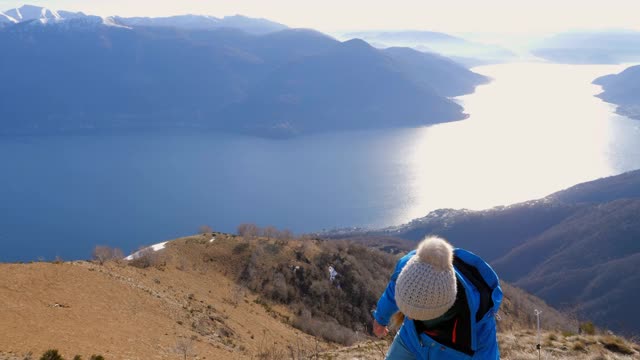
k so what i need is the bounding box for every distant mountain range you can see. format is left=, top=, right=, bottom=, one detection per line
left=113, top=15, right=287, bottom=34
left=532, top=30, right=640, bottom=64
left=0, top=4, right=287, bottom=33
left=0, top=5, right=488, bottom=137
left=594, top=65, right=640, bottom=120
left=329, top=170, right=640, bottom=336
left=338, top=30, right=518, bottom=66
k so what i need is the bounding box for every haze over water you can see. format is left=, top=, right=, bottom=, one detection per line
left=397, top=62, right=640, bottom=223
left=1, top=62, right=639, bottom=261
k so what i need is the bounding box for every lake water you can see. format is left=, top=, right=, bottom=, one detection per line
left=1, top=62, right=639, bottom=261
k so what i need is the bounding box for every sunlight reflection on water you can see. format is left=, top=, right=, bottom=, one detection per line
left=395, top=62, right=640, bottom=224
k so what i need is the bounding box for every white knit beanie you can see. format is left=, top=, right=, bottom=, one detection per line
left=395, top=236, right=457, bottom=321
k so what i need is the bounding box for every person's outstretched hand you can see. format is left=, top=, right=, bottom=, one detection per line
left=373, top=319, right=389, bottom=338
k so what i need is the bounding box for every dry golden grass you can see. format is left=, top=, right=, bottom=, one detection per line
left=318, top=332, right=640, bottom=360
left=498, top=331, right=640, bottom=360
left=0, top=233, right=330, bottom=360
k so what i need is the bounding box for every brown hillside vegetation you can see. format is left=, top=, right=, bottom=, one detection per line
left=0, top=239, right=325, bottom=359
left=331, top=170, right=640, bottom=336
left=1, top=232, right=639, bottom=359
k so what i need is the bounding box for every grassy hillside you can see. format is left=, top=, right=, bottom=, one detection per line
left=2, top=231, right=638, bottom=359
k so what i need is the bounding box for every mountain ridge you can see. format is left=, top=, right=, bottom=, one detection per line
left=0, top=9, right=488, bottom=137
left=339, top=30, right=517, bottom=65
left=1, top=4, right=287, bottom=34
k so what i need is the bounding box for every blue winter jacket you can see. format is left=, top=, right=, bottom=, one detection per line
left=374, top=248, right=502, bottom=359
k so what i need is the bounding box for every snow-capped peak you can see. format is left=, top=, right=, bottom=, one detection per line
left=5, top=5, right=61, bottom=22
left=1, top=5, right=132, bottom=30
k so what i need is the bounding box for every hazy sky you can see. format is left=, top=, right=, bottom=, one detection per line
left=1, top=0, right=639, bottom=34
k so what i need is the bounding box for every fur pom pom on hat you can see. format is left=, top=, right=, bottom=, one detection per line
left=395, top=236, right=457, bottom=321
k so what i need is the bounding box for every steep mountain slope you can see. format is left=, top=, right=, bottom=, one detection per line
left=532, top=30, right=640, bottom=64
left=0, top=11, right=487, bottom=137
left=331, top=170, right=640, bottom=335
left=0, top=24, right=251, bottom=132
left=383, top=47, right=489, bottom=97
left=0, top=258, right=322, bottom=359
left=226, top=39, right=467, bottom=135
left=493, top=199, right=640, bottom=333
left=594, top=65, right=640, bottom=120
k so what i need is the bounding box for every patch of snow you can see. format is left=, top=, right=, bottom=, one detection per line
left=150, top=241, right=169, bottom=251
left=102, top=16, right=131, bottom=29
left=328, top=265, right=338, bottom=282
left=124, top=241, right=170, bottom=260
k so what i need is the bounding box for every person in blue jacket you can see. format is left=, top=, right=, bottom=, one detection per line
left=373, top=236, right=502, bottom=359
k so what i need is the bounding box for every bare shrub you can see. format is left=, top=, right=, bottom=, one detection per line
left=92, top=246, right=124, bottom=265
left=232, top=241, right=251, bottom=254
left=262, top=226, right=278, bottom=240
left=230, top=284, right=245, bottom=306
left=39, top=350, right=64, bottom=360
left=128, top=248, right=161, bottom=269
left=237, top=223, right=260, bottom=239
left=198, top=225, right=213, bottom=234
left=174, top=338, right=195, bottom=360
left=256, top=345, right=287, bottom=360
left=572, top=340, right=586, bottom=352
left=580, top=321, right=596, bottom=335
left=600, top=335, right=635, bottom=355
left=277, top=229, right=293, bottom=241
left=271, top=273, right=288, bottom=302
left=292, top=311, right=357, bottom=345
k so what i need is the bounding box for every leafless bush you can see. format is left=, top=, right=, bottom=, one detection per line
left=292, top=311, right=357, bottom=345
left=237, top=223, right=260, bottom=239
left=174, top=338, right=195, bottom=360
left=92, top=246, right=124, bottom=265
left=230, top=284, right=245, bottom=306
left=262, top=226, right=278, bottom=240
left=232, top=241, right=251, bottom=254
left=128, top=247, right=161, bottom=269
left=277, top=229, right=294, bottom=241
left=199, top=225, right=213, bottom=234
